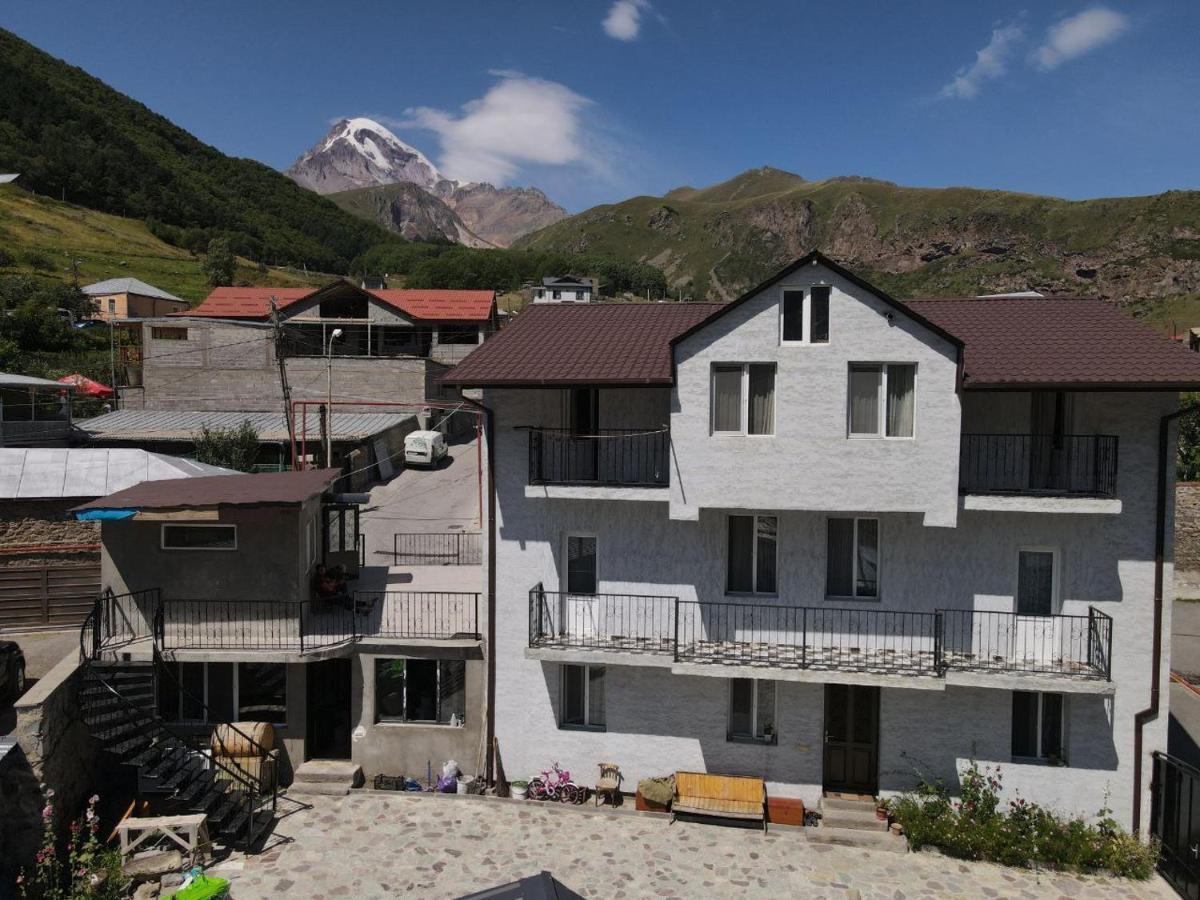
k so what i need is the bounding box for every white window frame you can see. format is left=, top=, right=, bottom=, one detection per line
left=826, top=516, right=881, bottom=600
left=727, top=678, right=777, bottom=744
left=846, top=363, right=917, bottom=440
left=725, top=513, right=778, bottom=596
left=233, top=662, right=288, bottom=726
left=374, top=658, right=466, bottom=726
left=559, top=663, right=605, bottom=730
left=1015, top=546, right=1060, bottom=617
left=1011, top=691, right=1067, bottom=762
left=710, top=363, right=776, bottom=437
left=779, top=284, right=831, bottom=346
left=160, top=523, right=238, bottom=551
left=563, top=532, right=598, bottom=595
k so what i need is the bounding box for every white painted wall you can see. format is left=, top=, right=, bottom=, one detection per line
left=670, top=262, right=962, bottom=526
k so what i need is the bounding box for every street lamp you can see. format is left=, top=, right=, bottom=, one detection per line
left=325, top=328, right=343, bottom=466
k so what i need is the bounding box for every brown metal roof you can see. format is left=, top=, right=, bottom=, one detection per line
left=72, top=468, right=340, bottom=512
left=442, top=302, right=725, bottom=386
left=907, top=297, right=1200, bottom=390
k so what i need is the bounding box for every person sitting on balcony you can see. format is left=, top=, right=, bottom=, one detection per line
left=313, top=563, right=374, bottom=615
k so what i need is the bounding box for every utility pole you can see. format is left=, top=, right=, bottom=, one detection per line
left=318, top=404, right=329, bottom=469
left=270, top=298, right=296, bottom=469
left=324, top=328, right=343, bottom=467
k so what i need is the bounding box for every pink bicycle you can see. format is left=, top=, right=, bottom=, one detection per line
left=527, top=762, right=585, bottom=804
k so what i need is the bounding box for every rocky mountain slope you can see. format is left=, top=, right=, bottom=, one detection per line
left=514, top=166, right=1200, bottom=304
left=287, top=117, right=566, bottom=247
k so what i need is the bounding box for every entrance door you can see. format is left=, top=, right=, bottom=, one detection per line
left=306, top=658, right=352, bottom=759
left=1030, top=391, right=1074, bottom=491
left=823, top=684, right=880, bottom=795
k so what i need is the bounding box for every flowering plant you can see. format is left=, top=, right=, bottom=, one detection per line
left=18, top=792, right=127, bottom=900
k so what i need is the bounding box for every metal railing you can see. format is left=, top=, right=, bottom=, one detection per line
left=527, top=428, right=670, bottom=488
left=156, top=592, right=481, bottom=652
left=392, top=532, right=482, bottom=566
left=526, top=587, right=1111, bottom=680
left=959, top=434, right=1118, bottom=497
left=91, top=588, right=159, bottom=656
left=939, top=606, right=1112, bottom=680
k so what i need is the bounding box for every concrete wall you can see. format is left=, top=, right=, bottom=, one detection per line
left=138, top=318, right=433, bottom=413
left=3, top=655, right=100, bottom=880
left=670, top=263, right=962, bottom=526
left=487, top=383, right=1175, bottom=830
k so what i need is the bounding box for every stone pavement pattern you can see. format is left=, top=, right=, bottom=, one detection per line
left=229, top=792, right=1173, bottom=899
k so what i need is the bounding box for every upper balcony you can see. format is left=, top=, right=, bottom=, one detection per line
left=526, top=586, right=1113, bottom=692
left=525, top=427, right=670, bottom=499
left=958, top=433, right=1120, bottom=514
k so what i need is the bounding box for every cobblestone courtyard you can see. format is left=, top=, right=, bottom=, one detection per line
left=225, top=792, right=1173, bottom=899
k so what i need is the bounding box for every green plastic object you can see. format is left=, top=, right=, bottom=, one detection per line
left=164, top=874, right=230, bottom=900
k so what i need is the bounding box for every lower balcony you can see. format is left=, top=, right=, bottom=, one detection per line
left=526, top=586, right=1113, bottom=689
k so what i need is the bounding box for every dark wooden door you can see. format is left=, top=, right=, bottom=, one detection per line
left=823, top=684, right=880, bottom=795
left=306, top=658, right=352, bottom=759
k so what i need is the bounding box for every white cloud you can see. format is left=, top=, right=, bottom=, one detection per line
left=940, top=22, right=1026, bottom=100
left=603, top=0, right=649, bottom=41
left=403, top=72, right=595, bottom=185
left=1032, top=7, right=1130, bottom=71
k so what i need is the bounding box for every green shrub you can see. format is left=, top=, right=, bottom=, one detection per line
left=887, top=763, right=1158, bottom=879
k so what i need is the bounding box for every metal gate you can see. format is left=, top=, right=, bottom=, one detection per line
left=0, top=562, right=102, bottom=628
left=1152, top=751, right=1200, bottom=898
left=392, top=532, right=481, bottom=566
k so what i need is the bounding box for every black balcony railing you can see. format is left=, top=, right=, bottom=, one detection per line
left=156, top=592, right=480, bottom=652
left=392, top=532, right=482, bottom=566
left=527, top=428, right=669, bottom=488
left=959, top=433, right=1118, bottom=497
left=527, top=587, right=1112, bottom=681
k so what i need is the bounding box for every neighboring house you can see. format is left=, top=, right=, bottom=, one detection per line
left=446, top=249, right=1200, bottom=834
left=114, top=281, right=496, bottom=422
left=0, top=448, right=231, bottom=628
left=74, top=468, right=486, bottom=786
left=81, top=278, right=189, bottom=321
left=75, top=408, right=417, bottom=484
left=533, top=276, right=594, bottom=304
left=0, top=373, right=73, bottom=447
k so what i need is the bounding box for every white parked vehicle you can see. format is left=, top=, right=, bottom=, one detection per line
left=404, top=430, right=448, bottom=468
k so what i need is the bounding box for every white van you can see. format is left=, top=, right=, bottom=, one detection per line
left=404, top=430, right=448, bottom=468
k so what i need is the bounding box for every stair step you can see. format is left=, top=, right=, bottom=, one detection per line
left=148, top=751, right=189, bottom=779
left=105, top=734, right=152, bottom=758
left=807, top=825, right=906, bottom=854
left=210, top=791, right=246, bottom=826
left=288, top=781, right=351, bottom=796
left=820, top=808, right=888, bottom=831
left=821, top=796, right=879, bottom=813
left=95, top=719, right=155, bottom=744
left=292, top=760, right=362, bottom=785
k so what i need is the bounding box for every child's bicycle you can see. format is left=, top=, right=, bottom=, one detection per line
left=527, top=761, right=585, bottom=804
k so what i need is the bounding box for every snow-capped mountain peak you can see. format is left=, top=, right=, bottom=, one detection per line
left=286, top=116, right=458, bottom=195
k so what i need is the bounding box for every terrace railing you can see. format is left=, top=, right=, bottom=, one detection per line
left=527, top=587, right=1111, bottom=681
left=392, top=532, right=482, bottom=566
left=527, top=428, right=670, bottom=488
left=959, top=434, right=1118, bottom=497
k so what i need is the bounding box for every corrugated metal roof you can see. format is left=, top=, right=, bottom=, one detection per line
left=77, top=409, right=414, bottom=443
left=74, top=468, right=341, bottom=512
left=0, top=449, right=235, bottom=499
left=0, top=371, right=74, bottom=390
left=81, top=278, right=185, bottom=303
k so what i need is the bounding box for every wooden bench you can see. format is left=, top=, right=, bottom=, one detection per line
left=116, top=813, right=210, bottom=864
left=672, top=771, right=767, bottom=831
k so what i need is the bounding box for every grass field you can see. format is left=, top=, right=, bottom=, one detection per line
left=0, top=185, right=332, bottom=302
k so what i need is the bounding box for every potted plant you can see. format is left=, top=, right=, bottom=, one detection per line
left=510, top=780, right=529, bottom=800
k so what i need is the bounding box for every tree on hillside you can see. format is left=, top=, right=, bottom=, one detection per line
left=193, top=420, right=260, bottom=472
left=202, top=237, right=235, bottom=287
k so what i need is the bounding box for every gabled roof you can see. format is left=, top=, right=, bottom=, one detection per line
left=669, top=250, right=963, bottom=351
left=443, top=302, right=724, bottom=386
left=81, top=278, right=185, bottom=303
left=72, top=468, right=341, bottom=513
left=542, top=276, right=591, bottom=288
left=185, top=282, right=495, bottom=322
left=0, top=449, right=234, bottom=499
left=907, top=297, right=1200, bottom=390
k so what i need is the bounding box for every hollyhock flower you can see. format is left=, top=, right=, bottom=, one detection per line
left=41, top=805, right=53, bottom=820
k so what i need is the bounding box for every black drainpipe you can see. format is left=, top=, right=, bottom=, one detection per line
left=1133, top=401, right=1200, bottom=832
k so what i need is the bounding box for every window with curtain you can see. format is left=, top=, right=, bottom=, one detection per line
left=727, top=514, right=777, bottom=594
left=811, top=286, right=830, bottom=343
left=561, top=664, right=605, bottom=729
left=711, top=363, right=775, bottom=435
left=1017, top=549, right=1055, bottom=615
left=826, top=517, right=880, bottom=599
left=848, top=364, right=915, bottom=437
left=728, top=678, right=777, bottom=743
left=566, top=535, right=597, bottom=594
left=782, top=291, right=805, bottom=342
left=1011, top=691, right=1065, bottom=761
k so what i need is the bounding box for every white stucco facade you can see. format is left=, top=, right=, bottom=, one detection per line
left=484, top=261, right=1176, bottom=834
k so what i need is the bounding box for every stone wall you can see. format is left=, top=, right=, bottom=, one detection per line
left=1, top=655, right=99, bottom=880
left=0, top=500, right=100, bottom=570
left=1177, top=483, right=1200, bottom=573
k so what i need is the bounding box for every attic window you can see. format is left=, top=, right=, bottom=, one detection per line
left=780, top=286, right=830, bottom=345
left=151, top=326, right=188, bottom=341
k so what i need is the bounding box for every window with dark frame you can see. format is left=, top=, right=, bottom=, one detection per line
left=375, top=658, right=467, bottom=725
left=237, top=662, right=287, bottom=724
left=151, top=326, right=188, bottom=341
left=1017, top=549, right=1056, bottom=616
left=848, top=363, right=915, bottom=438
left=728, top=678, right=776, bottom=743
left=810, top=285, right=830, bottom=343
left=560, top=664, right=605, bottom=729
left=782, top=290, right=805, bottom=342
left=1011, top=691, right=1065, bottom=762
left=727, top=514, right=778, bottom=594
left=826, top=517, right=879, bottom=599
left=161, top=524, right=237, bottom=550
left=711, top=363, right=775, bottom=435
left=566, top=535, right=597, bottom=594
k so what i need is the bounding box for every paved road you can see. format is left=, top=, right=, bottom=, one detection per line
left=358, top=436, right=482, bottom=566
left=0, top=627, right=77, bottom=734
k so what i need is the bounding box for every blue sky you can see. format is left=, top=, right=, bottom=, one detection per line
left=4, top=1, right=1199, bottom=212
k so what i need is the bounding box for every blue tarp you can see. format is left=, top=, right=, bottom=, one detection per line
left=74, top=508, right=137, bottom=521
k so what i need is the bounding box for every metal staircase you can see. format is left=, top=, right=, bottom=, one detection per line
left=78, top=591, right=278, bottom=850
